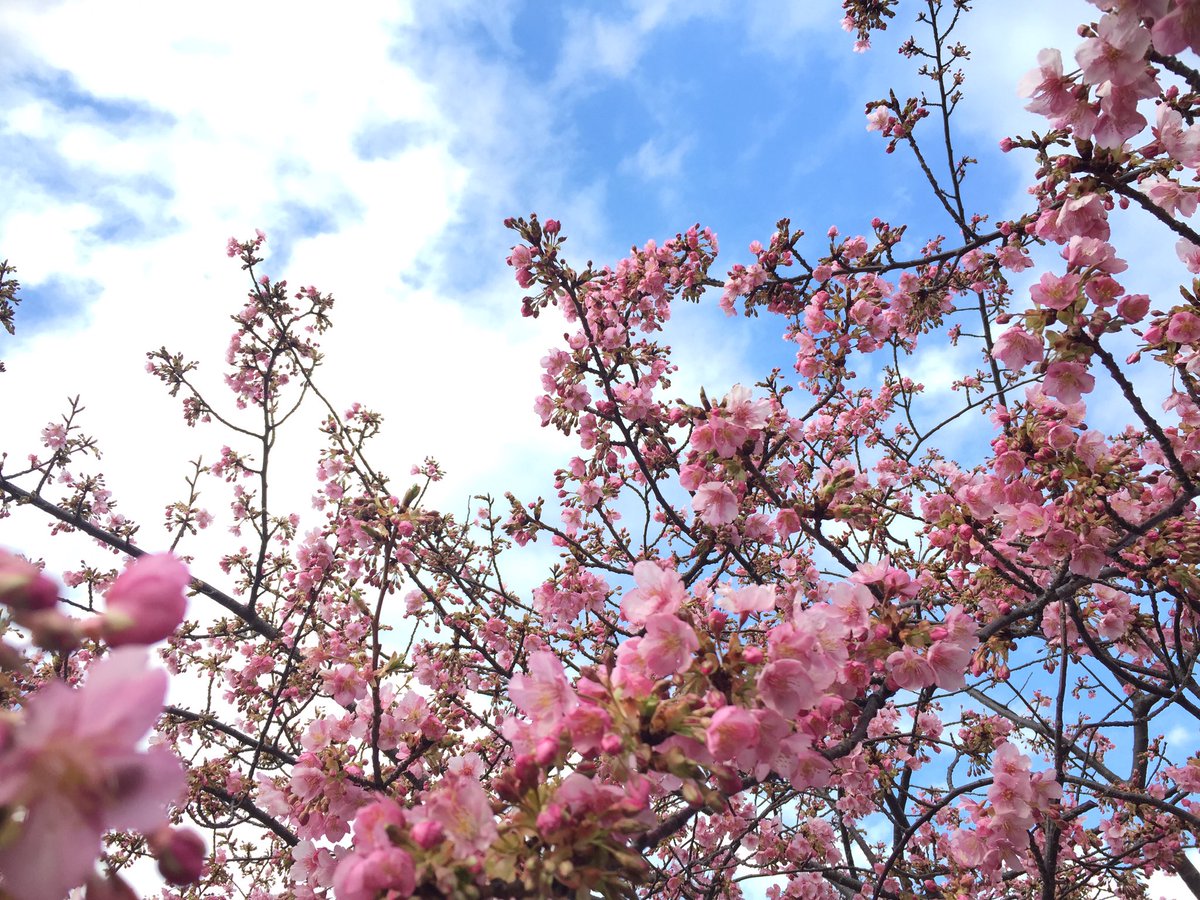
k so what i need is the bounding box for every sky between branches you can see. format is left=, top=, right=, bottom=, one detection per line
left=0, top=2, right=1196, bottom=895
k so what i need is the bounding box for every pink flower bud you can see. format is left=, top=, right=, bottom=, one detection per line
left=742, top=645, right=764, bottom=665
left=535, top=736, right=559, bottom=767
left=151, top=826, right=207, bottom=886
left=543, top=219, right=561, bottom=235
left=411, top=818, right=445, bottom=849
left=0, top=549, right=59, bottom=612
left=601, top=733, right=623, bottom=754
left=101, top=554, right=190, bottom=647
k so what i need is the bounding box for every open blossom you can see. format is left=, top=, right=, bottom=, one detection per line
left=1019, top=49, right=1077, bottom=119
left=640, top=613, right=700, bottom=677
left=706, top=705, right=759, bottom=764
left=1076, top=11, right=1150, bottom=88
left=0, top=648, right=185, bottom=900
left=992, top=326, right=1043, bottom=370
left=621, top=560, right=687, bottom=624
left=693, top=481, right=738, bottom=526
left=509, top=650, right=578, bottom=735
left=716, top=583, right=777, bottom=614
left=1177, top=238, right=1200, bottom=273
left=425, top=773, right=498, bottom=857
left=1043, top=360, right=1096, bottom=405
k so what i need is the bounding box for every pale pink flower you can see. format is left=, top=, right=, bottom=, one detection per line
left=1030, top=272, right=1081, bottom=310
left=992, top=327, right=1043, bottom=371
left=426, top=775, right=498, bottom=856
left=757, top=658, right=820, bottom=718
left=1144, top=175, right=1198, bottom=218
left=1152, top=1, right=1200, bottom=54
left=0, top=648, right=185, bottom=900
left=1156, top=105, right=1200, bottom=167
left=1178, top=239, right=1200, bottom=273
left=1043, top=361, right=1096, bottom=405
left=705, top=705, right=760, bottom=763
left=332, top=848, right=416, bottom=900
left=1167, top=310, right=1200, bottom=344
left=1076, top=12, right=1150, bottom=88
left=716, top=583, right=776, bottom=614
left=101, top=553, right=190, bottom=647
left=640, top=613, right=700, bottom=677
left=693, top=481, right=738, bottom=526
left=621, top=560, right=687, bottom=624
left=509, top=650, right=578, bottom=734
left=1019, top=49, right=1076, bottom=119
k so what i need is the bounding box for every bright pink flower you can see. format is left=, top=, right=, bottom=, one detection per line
left=332, top=847, right=416, bottom=900
left=1075, top=12, right=1150, bottom=88
left=509, top=650, right=578, bottom=735
left=693, top=481, right=738, bottom=526
left=0, top=648, right=185, bottom=900
left=992, top=327, right=1043, bottom=371
left=1043, top=361, right=1095, bottom=405
left=887, top=646, right=935, bottom=690
left=101, top=553, right=190, bottom=646
left=716, top=583, right=776, bottom=614
left=621, top=560, right=687, bottom=624
left=757, top=658, right=820, bottom=718
left=706, top=705, right=760, bottom=763
left=426, top=774, right=498, bottom=856
left=640, top=613, right=700, bottom=677
left=1167, top=310, right=1200, bottom=344
left=0, top=549, right=59, bottom=612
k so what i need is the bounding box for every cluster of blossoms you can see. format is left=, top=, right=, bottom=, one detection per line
left=2, top=1, right=1200, bottom=898
left=0, top=550, right=202, bottom=898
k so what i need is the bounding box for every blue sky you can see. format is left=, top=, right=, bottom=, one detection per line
left=0, top=1, right=1195, bottom=894
left=0, top=0, right=1087, bottom=501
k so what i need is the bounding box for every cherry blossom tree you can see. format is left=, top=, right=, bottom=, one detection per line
left=4, top=0, right=1200, bottom=898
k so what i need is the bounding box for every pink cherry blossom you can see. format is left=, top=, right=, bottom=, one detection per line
left=0, top=648, right=185, bottom=900
left=509, top=650, right=578, bottom=735
left=693, top=480, right=738, bottom=526
left=1043, top=360, right=1096, bottom=405
left=640, top=613, right=700, bottom=677
left=101, top=553, right=190, bottom=647
left=621, top=560, right=687, bottom=624
left=992, top=326, right=1044, bottom=370
left=715, top=583, right=776, bottom=614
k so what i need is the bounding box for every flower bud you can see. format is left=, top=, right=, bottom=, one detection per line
left=150, top=826, right=206, bottom=886
left=101, top=554, right=190, bottom=647
left=0, top=549, right=59, bottom=612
